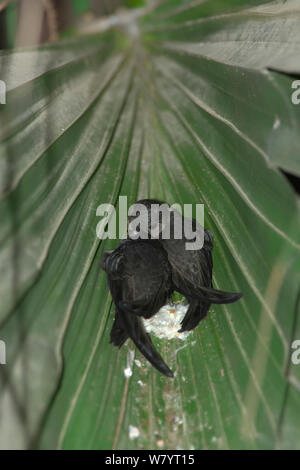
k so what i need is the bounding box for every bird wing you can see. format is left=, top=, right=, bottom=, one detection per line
left=100, top=249, right=125, bottom=280
left=165, top=235, right=213, bottom=293
left=110, top=312, right=128, bottom=348
left=166, top=234, right=242, bottom=304
left=103, top=240, right=174, bottom=377
left=116, top=308, right=173, bottom=377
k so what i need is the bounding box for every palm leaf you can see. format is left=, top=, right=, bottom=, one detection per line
left=0, top=0, right=299, bottom=450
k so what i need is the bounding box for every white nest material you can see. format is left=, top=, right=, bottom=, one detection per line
left=142, top=303, right=192, bottom=340
left=129, top=425, right=140, bottom=440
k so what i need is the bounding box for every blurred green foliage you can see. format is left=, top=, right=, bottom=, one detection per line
left=2, top=0, right=146, bottom=49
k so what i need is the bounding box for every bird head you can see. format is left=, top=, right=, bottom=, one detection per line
left=127, top=199, right=171, bottom=240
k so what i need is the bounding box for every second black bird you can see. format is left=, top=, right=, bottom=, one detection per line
left=128, top=199, right=243, bottom=332
left=101, top=238, right=174, bottom=377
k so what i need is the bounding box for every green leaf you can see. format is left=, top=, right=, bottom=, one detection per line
left=0, top=0, right=300, bottom=450
left=142, top=0, right=300, bottom=73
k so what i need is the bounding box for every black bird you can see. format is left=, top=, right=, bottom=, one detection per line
left=101, top=238, right=174, bottom=377
left=128, top=199, right=243, bottom=332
